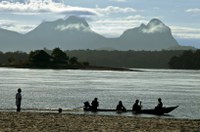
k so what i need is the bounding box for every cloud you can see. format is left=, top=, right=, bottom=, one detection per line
left=141, top=24, right=168, bottom=34
left=89, top=16, right=200, bottom=39
left=0, top=0, right=140, bottom=35
left=0, top=21, right=15, bottom=28
left=171, top=26, right=200, bottom=39
left=55, top=23, right=91, bottom=32
left=110, top=0, right=127, bottom=2
left=152, top=7, right=160, bottom=10
left=0, top=19, right=36, bottom=33
left=0, top=0, right=98, bottom=16
left=186, top=8, right=200, bottom=13
left=96, top=6, right=137, bottom=15
left=0, top=0, right=137, bottom=16
left=89, top=15, right=148, bottom=37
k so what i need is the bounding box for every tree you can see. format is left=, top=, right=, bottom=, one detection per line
left=168, top=56, right=179, bottom=69
left=8, top=57, right=15, bottom=64
left=29, top=50, right=52, bottom=63
left=169, top=50, right=200, bottom=69
left=51, top=48, right=69, bottom=63
left=83, top=61, right=90, bottom=66
left=69, top=56, right=78, bottom=65
left=193, top=50, right=200, bottom=69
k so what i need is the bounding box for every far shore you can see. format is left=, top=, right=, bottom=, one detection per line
left=0, top=111, right=199, bottom=131
left=0, top=64, right=142, bottom=72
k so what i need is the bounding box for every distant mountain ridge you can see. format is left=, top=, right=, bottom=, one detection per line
left=0, top=16, right=188, bottom=52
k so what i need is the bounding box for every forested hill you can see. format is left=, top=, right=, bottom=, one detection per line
left=66, top=50, right=185, bottom=69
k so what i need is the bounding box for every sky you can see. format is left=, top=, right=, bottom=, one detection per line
left=0, top=0, right=199, bottom=48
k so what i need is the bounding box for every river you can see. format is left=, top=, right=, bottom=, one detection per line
left=0, top=68, right=199, bottom=119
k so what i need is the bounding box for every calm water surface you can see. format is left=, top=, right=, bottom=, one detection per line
left=0, top=68, right=199, bottom=119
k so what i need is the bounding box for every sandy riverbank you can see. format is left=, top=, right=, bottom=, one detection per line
left=0, top=112, right=199, bottom=132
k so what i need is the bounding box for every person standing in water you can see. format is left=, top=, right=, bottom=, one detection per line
left=16, top=88, right=22, bottom=112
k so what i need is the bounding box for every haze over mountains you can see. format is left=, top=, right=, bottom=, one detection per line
left=0, top=16, right=191, bottom=52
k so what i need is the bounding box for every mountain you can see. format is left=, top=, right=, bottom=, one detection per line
left=23, top=16, right=107, bottom=50
left=167, top=45, right=196, bottom=50
left=0, top=16, right=181, bottom=51
left=118, top=19, right=178, bottom=50
left=0, top=28, right=23, bottom=51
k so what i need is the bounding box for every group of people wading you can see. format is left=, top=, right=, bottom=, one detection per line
left=84, top=97, right=163, bottom=113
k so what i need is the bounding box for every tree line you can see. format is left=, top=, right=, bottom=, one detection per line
left=0, top=48, right=89, bottom=69
left=169, top=50, right=200, bottom=69
left=0, top=49, right=198, bottom=69
left=66, top=50, right=185, bottom=69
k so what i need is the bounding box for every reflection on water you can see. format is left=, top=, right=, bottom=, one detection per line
left=0, top=68, right=199, bottom=119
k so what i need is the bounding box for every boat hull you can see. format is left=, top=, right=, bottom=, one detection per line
left=84, top=106, right=178, bottom=115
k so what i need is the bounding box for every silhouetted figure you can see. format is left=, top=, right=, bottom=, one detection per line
left=84, top=101, right=91, bottom=110
left=58, top=108, right=62, bottom=113
left=132, top=99, right=142, bottom=113
left=155, top=98, right=163, bottom=114
left=91, top=98, right=99, bottom=111
left=16, top=88, right=22, bottom=112
left=156, top=98, right=163, bottom=109
left=116, top=101, right=126, bottom=112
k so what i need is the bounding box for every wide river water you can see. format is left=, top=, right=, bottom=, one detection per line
left=0, top=68, right=199, bottom=119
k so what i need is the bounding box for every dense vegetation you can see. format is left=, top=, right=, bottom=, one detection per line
left=66, top=50, right=185, bottom=68
left=0, top=49, right=198, bottom=69
left=0, top=51, right=28, bottom=66
left=169, top=50, right=200, bottom=69
left=0, top=48, right=88, bottom=69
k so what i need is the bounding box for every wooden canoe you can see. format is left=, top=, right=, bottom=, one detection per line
left=84, top=105, right=179, bottom=115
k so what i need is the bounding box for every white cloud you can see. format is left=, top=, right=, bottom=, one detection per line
left=110, top=0, right=127, bottom=2
left=55, top=23, right=91, bottom=32
left=141, top=24, right=168, bottom=34
left=171, top=26, right=200, bottom=39
left=0, top=0, right=98, bottom=16
left=0, top=0, right=137, bottom=16
left=0, top=0, right=140, bottom=35
left=186, top=8, right=200, bottom=13
left=153, top=7, right=160, bottom=10
left=89, top=16, right=200, bottom=39
left=89, top=15, right=148, bottom=37
left=95, top=6, right=137, bottom=15
left=0, top=19, right=36, bottom=33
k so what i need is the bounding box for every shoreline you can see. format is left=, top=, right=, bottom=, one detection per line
left=0, top=65, right=142, bottom=72
left=0, top=111, right=199, bottom=131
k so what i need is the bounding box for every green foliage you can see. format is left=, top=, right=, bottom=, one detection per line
left=29, top=50, right=52, bottom=63
left=51, top=48, right=69, bottom=63
left=169, top=50, right=200, bottom=69
left=66, top=50, right=185, bottom=68
left=0, top=49, right=195, bottom=69
left=83, top=61, right=90, bottom=66
left=69, top=56, right=78, bottom=65
left=0, top=51, right=28, bottom=66
left=27, top=48, right=86, bottom=68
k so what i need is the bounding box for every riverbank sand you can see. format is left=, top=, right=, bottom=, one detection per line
left=0, top=112, right=199, bottom=132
